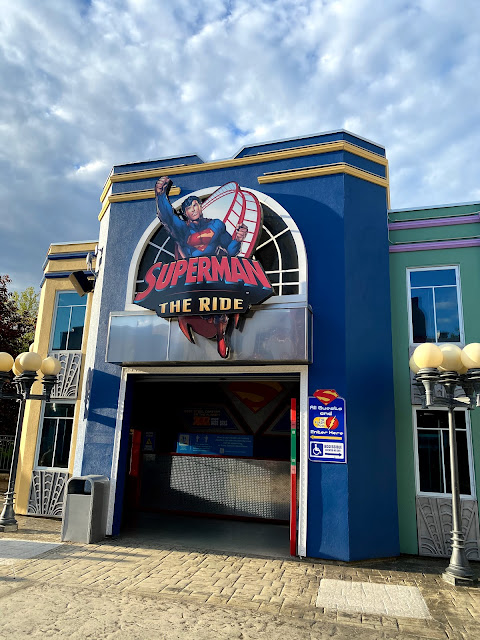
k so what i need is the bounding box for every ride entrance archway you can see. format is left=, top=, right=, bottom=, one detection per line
left=120, top=373, right=300, bottom=556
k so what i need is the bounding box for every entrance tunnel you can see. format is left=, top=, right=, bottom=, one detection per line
left=120, top=375, right=300, bottom=556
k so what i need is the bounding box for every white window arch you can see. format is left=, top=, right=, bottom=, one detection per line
left=125, top=187, right=307, bottom=310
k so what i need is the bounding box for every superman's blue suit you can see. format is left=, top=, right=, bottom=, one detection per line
left=155, top=191, right=241, bottom=258
left=154, top=177, right=242, bottom=359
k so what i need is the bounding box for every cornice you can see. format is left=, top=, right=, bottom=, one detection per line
left=99, top=140, right=387, bottom=203
left=389, top=213, right=480, bottom=231
left=99, top=161, right=390, bottom=222
left=258, top=162, right=389, bottom=189
left=99, top=186, right=181, bottom=221
left=389, top=238, right=480, bottom=253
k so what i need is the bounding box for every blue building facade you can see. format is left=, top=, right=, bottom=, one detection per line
left=72, top=130, right=399, bottom=561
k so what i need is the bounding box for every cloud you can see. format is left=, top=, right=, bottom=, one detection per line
left=69, top=159, right=109, bottom=181
left=0, top=0, right=479, bottom=290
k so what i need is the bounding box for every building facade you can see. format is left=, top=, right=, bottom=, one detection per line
left=389, top=201, right=480, bottom=559
left=12, top=130, right=478, bottom=562
left=15, top=241, right=96, bottom=517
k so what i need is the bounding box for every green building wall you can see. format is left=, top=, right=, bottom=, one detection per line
left=389, top=202, right=480, bottom=554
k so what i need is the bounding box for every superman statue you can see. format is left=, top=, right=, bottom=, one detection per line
left=154, top=176, right=247, bottom=258
left=154, top=176, right=248, bottom=358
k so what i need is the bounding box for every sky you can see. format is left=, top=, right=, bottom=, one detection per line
left=1, top=0, right=479, bottom=292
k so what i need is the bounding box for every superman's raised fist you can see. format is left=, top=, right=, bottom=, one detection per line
left=155, top=176, right=172, bottom=196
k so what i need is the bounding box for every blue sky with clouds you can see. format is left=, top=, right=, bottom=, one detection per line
left=1, top=0, right=479, bottom=291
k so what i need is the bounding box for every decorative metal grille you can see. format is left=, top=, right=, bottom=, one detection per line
left=49, top=351, right=82, bottom=398
left=135, top=201, right=300, bottom=299
left=0, top=435, right=14, bottom=472
left=27, top=469, right=69, bottom=518
left=416, top=496, right=480, bottom=559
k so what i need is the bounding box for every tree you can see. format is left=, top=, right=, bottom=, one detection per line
left=0, top=276, right=40, bottom=434
left=12, top=286, right=39, bottom=353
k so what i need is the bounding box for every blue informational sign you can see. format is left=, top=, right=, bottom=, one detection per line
left=308, top=391, right=347, bottom=463
left=176, top=433, right=253, bottom=457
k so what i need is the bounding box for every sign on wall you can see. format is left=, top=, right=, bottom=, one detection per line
left=134, top=178, right=273, bottom=358
left=142, top=431, right=156, bottom=452
left=308, top=389, right=347, bottom=463
left=181, top=406, right=242, bottom=433
left=176, top=433, right=253, bottom=457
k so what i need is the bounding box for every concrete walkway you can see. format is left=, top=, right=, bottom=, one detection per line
left=0, top=516, right=479, bottom=639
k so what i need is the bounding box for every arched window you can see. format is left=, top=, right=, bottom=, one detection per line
left=126, top=188, right=307, bottom=308
left=254, top=202, right=301, bottom=297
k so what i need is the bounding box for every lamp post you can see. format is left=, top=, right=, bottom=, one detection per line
left=410, top=342, right=480, bottom=586
left=0, top=350, right=61, bottom=532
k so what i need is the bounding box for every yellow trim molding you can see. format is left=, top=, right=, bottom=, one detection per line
left=49, top=242, right=97, bottom=255
left=385, top=160, right=391, bottom=209
left=258, top=162, right=389, bottom=191
left=99, top=141, right=387, bottom=203
left=99, top=186, right=181, bottom=221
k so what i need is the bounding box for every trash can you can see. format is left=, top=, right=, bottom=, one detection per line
left=61, top=475, right=110, bottom=543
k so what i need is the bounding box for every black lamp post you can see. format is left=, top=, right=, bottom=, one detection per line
left=411, top=342, right=480, bottom=586
left=0, top=350, right=61, bottom=532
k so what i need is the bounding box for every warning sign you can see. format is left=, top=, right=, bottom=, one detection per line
left=142, top=431, right=156, bottom=452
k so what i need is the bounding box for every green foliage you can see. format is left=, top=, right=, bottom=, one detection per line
left=12, top=286, right=39, bottom=316
left=0, top=275, right=25, bottom=354
left=11, top=286, right=39, bottom=353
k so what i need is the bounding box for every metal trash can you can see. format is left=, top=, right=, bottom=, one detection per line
left=61, top=475, right=109, bottom=543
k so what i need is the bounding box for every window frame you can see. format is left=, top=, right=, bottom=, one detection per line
left=49, top=290, right=87, bottom=352
left=412, top=406, right=476, bottom=499
left=406, top=265, right=464, bottom=346
left=34, top=400, right=76, bottom=471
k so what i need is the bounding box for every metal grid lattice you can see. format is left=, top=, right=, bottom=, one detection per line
left=141, top=455, right=290, bottom=521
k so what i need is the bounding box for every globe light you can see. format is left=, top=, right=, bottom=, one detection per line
left=461, top=343, right=480, bottom=370
left=438, top=344, right=464, bottom=373
left=412, top=343, right=443, bottom=369
left=14, top=354, right=26, bottom=374
left=41, top=357, right=62, bottom=376
left=409, top=355, right=420, bottom=373
left=18, top=351, right=42, bottom=372
left=28, top=343, right=35, bottom=352
left=0, top=352, right=14, bottom=373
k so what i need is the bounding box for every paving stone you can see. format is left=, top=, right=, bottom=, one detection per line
left=3, top=515, right=480, bottom=638
left=396, top=623, right=448, bottom=639
left=337, top=610, right=363, bottom=624
left=316, top=578, right=431, bottom=619
left=0, top=538, right=62, bottom=562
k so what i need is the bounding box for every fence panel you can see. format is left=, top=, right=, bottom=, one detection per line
left=0, top=435, right=15, bottom=472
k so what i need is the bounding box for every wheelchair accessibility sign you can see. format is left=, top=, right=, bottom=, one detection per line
left=308, top=390, right=347, bottom=463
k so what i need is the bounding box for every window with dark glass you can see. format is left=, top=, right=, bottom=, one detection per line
left=409, top=268, right=461, bottom=343
left=416, top=410, right=472, bottom=495
left=37, top=403, right=74, bottom=468
left=51, top=292, right=87, bottom=350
